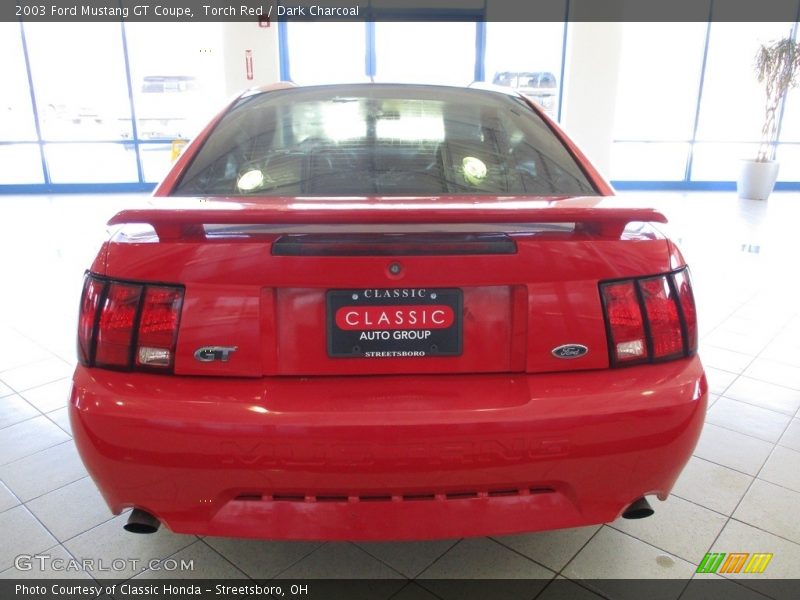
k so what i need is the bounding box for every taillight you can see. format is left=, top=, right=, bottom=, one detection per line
left=600, top=281, right=647, bottom=364
left=639, top=276, right=683, bottom=360
left=77, top=275, right=103, bottom=366
left=95, top=282, right=142, bottom=368
left=600, top=267, right=697, bottom=367
left=136, top=287, right=183, bottom=369
left=672, top=268, right=698, bottom=353
left=77, top=274, right=183, bottom=372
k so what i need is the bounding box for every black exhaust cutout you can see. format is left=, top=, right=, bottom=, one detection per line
left=124, top=508, right=161, bottom=534
left=622, top=497, right=654, bottom=519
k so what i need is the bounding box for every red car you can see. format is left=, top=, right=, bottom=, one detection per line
left=70, top=82, right=706, bottom=541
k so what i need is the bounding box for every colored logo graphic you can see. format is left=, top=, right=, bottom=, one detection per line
left=696, top=552, right=773, bottom=574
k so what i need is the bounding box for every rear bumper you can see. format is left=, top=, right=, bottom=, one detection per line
left=70, top=357, right=706, bottom=541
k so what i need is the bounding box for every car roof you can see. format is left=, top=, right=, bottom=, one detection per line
left=247, top=80, right=527, bottom=102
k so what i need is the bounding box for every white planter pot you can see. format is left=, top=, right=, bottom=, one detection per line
left=737, top=159, right=779, bottom=200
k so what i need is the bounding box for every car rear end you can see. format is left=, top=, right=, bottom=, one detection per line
left=69, top=84, right=706, bottom=541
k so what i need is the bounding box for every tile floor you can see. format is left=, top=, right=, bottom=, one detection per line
left=0, top=192, right=799, bottom=598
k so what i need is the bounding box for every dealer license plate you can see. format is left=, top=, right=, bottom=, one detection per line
left=327, top=288, right=463, bottom=358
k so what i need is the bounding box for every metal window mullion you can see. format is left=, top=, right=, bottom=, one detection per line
left=772, top=12, right=800, bottom=160
left=278, top=20, right=291, bottom=81
left=557, top=1, right=570, bottom=123
left=18, top=21, right=50, bottom=187
left=685, top=6, right=714, bottom=184
left=119, top=20, right=145, bottom=185
left=474, top=21, right=486, bottom=82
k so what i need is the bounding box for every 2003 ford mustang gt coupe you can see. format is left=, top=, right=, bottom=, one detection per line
left=70, top=83, right=706, bottom=540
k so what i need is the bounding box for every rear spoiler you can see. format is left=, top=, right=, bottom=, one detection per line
left=108, top=197, right=667, bottom=241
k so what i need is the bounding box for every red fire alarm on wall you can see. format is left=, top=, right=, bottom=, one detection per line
left=259, top=15, right=270, bottom=27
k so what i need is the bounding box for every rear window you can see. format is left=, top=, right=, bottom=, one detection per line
left=173, top=84, right=597, bottom=197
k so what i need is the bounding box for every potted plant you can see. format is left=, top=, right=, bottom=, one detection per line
left=738, top=35, right=800, bottom=200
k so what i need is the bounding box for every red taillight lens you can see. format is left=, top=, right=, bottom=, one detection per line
left=135, top=286, right=183, bottom=369
left=601, top=267, right=698, bottom=367
left=672, top=268, right=698, bottom=354
left=77, top=274, right=183, bottom=371
left=600, top=280, right=648, bottom=364
left=95, top=282, right=143, bottom=367
left=77, top=275, right=104, bottom=366
left=639, top=276, right=684, bottom=359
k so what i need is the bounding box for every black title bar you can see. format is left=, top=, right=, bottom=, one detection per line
left=4, top=0, right=800, bottom=23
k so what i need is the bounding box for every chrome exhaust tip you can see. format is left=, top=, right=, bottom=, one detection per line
left=124, top=508, right=161, bottom=534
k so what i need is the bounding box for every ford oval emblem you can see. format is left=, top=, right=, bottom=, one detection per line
left=552, top=344, right=589, bottom=359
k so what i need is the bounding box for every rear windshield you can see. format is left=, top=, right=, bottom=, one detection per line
left=172, top=85, right=597, bottom=197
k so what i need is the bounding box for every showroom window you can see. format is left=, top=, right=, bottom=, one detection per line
left=611, top=20, right=800, bottom=186
left=1, top=21, right=224, bottom=191
left=692, top=22, right=792, bottom=181
left=0, top=23, right=44, bottom=184
left=374, top=22, right=478, bottom=85
left=610, top=22, right=707, bottom=181
left=283, top=20, right=566, bottom=120
left=6, top=17, right=800, bottom=192
left=484, top=21, right=567, bottom=120
left=25, top=22, right=139, bottom=184
left=125, top=22, right=225, bottom=182
left=286, top=22, right=369, bottom=85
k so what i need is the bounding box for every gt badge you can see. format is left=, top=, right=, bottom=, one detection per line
left=552, top=344, right=588, bottom=359
left=194, top=346, right=238, bottom=362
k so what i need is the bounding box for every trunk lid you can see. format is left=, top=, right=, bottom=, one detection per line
left=101, top=196, right=671, bottom=377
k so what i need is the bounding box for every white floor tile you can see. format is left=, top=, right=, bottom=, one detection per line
left=133, top=540, right=246, bottom=579
left=610, top=495, right=727, bottom=562
left=26, top=477, right=114, bottom=542
left=0, top=394, right=39, bottom=430
left=0, top=441, right=87, bottom=502
left=20, top=378, right=73, bottom=414
left=202, top=537, right=321, bottom=579
left=757, top=445, right=800, bottom=493
left=63, top=513, right=195, bottom=579
left=670, top=457, right=752, bottom=515
left=705, top=397, right=792, bottom=443
left=701, top=331, right=768, bottom=357
left=0, top=544, right=92, bottom=579
left=733, top=479, right=800, bottom=545
left=493, top=526, right=600, bottom=572
left=0, top=358, right=73, bottom=393
left=743, top=358, right=800, bottom=392
left=419, top=537, right=554, bottom=579
left=0, top=334, right=52, bottom=373
left=562, top=527, right=695, bottom=588
left=418, top=539, right=554, bottom=599
left=693, top=424, right=773, bottom=476
left=276, top=543, right=405, bottom=579
left=713, top=520, right=800, bottom=588
left=355, top=539, right=458, bottom=578
left=0, top=381, right=14, bottom=398
left=699, top=347, right=753, bottom=374
left=0, top=481, right=20, bottom=513
left=46, top=407, right=72, bottom=436
left=0, top=505, right=57, bottom=571
left=704, top=367, right=739, bottom=396
left=723, top=377, right=800, bottom=416
left=760, top=338, right=800, bottom=368
left=0, top=416, right=70, bottom=466
left=778, top=418, right=800, bottom=451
